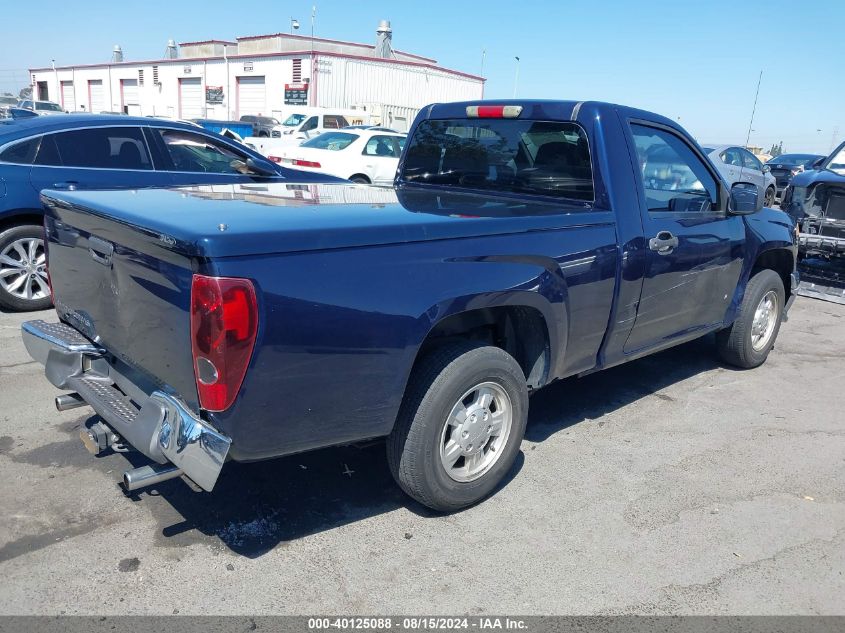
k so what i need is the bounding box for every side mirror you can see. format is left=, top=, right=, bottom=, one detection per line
left=812, top=157, right=825, bottom=169
left=245, top=156, right=278, bottom=177
left=729, top=182, right=762, bottom=214
left=762, top=164, right=771, bottom=173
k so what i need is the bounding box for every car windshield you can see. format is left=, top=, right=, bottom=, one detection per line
left=301, top=132, right=359, bottom=151
left=282, top=113, right=307, bottom=127
left=824, top=144, right=845, bottom=176
left=36, top=102, right=63, bottom=112
left=768, top=154, right=819, bottom=167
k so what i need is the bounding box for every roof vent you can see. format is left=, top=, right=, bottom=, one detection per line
left=375, top=20, right=394, bottom=59
left=164, top=39, right=178, bottom=59
left=112, top=45, right=123, bottom=62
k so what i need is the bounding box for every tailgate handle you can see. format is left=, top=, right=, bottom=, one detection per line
left=88, top=236, right=114, bottom=266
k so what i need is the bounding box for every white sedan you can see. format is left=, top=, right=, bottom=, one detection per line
left=266, top=129, right=406, bottom=185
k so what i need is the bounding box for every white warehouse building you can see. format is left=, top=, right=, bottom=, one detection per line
left=28, top=22, right=484, bottom=131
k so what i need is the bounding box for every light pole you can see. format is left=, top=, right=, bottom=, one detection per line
left=513, top=56, right=520, bottom=99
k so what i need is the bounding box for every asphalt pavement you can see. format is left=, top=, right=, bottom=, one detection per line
left=0, top=298, right=842, bottom=615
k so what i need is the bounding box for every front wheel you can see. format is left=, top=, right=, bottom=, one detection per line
left=387, top=342, right=528, bottom=512
left=764, top=186, right=776, bottom=207
left=0, top=224, right=52, bottom=312
left=716, top=269, right=785, bottom=368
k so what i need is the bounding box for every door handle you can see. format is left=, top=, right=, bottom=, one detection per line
left=649, top=231, right=679, bottom=255
left=88, top=236, right=114, bottom=266
left=52, top=181, right=78, bottom=190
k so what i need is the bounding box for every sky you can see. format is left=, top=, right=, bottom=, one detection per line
left=1, top=0, right=842, bottom=154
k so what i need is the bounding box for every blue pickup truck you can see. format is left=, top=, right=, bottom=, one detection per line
left=22, top=100, right=798, bottom=511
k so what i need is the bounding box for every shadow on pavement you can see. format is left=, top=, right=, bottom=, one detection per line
left=108, top=335, right=725, bottom=557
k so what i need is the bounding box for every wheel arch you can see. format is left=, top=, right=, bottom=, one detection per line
left=348, top=173, right=371, bottom=184
left=0, top=210, right=43, bottom=234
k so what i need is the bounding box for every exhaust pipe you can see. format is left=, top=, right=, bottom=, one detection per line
left=56, top=392, right=86, bottom=411
left=123, top=463, right=183, bottom=491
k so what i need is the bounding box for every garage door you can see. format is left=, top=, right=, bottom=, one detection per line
left=121, top=79, right=140, bottom=115
left=61, top=81, right=75, bottom=112
left=88, top=80, right=104, bottom=113
left=237, top=76, right=266, bottom=117
left=179, top=77, right=203, bottom=120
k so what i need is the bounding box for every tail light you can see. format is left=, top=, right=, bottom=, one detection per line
left=42, top=218, right=54, bottom=305
left=267, top=155, right=282, bottom=163
left=465, top=105, right=523, bottom=118
left=190, top=274, right=258, bottom=412
left=292, top=159, right=321, bottom=168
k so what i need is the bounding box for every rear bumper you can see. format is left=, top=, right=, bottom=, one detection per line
left=21, top=319, right=230, bottom=491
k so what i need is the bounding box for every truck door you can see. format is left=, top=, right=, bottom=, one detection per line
left=624, top=122, right=745, bottom=353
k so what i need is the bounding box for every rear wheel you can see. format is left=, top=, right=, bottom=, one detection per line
left=764, top=186, right=776, bottom=207
left=0, top=224, right=52, bottom=312
left=349, top=174, right=370, bottom=184
left=387, top=342, right=528, bottom=512
left=716, top=269, right=785, bottom=368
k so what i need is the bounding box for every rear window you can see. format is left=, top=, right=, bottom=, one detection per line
left=35, top=127, right=152, bottom=169
left=401, top=119, right=593, bottom=201
left=0, top=136, right=41, bottom=164
left=301, top=132, right=359, bottom=151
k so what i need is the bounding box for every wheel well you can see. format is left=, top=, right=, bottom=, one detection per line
left=751, top=249, right=793, bottom=300
left=349, top=174, right=371, bottom=183
left=417, top=306, right=551, bottom=390
left=0, top=213, right=43, bottom=234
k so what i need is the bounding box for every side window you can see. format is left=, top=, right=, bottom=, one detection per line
left=300, top=116, right=318, bottom=132
left=721, top=148, right=743, bottom=167
left=155, top=128, right=249, bottom=174
left=38, top=127, right=152, bottom=170
left=323, top=115, right=342, bottom=129
left=0, top=137, right=41, bottom=164
left=741, top=149, right=762, bottom=171
left=363, top=135, right=400, bottom=157
left=630, top=124, right=717, bottom=213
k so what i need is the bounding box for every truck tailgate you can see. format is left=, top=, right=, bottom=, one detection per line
left=43, top=193, right=198, bottom=409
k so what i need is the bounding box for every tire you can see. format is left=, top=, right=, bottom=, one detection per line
left=349, top=175, right=370, bottom=184
left=0, top=224, right=52, bottom=312
left=258, top=131, right=269, bottom=138
left=716, top=269, right=785, bottom=369
left=387, top=342, right=529, bottom=512
left=764, top=186, right=776, bottom=207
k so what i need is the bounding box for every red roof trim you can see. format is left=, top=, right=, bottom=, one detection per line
left=179, top=39, right=237, bottom=46
left=30, top=51, right=483, bottom=82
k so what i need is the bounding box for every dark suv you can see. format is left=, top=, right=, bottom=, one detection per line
left=766, top=153, right=825, bottom=198
left=0, top=114, right=338, bottom=311
left=239, top=115, right=281, bottom=138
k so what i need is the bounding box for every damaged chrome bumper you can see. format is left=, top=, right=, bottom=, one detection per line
left=21, top=319, right=230, bottom=492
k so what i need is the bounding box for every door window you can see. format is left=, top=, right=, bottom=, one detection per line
left=363, top=135, right=401, bottom=158
left=0, top=137, right=41, bottom=164
left=740, top=149, right=762, bottom=171
left=630, top=124, right=717, bottom=213
left=155, top=128, right=249, bottom=173
left=720, top=148, right=743, bottom=166
left=34, top=127, right=152, bottom=169
left=300, top=117, right=318, bottom=132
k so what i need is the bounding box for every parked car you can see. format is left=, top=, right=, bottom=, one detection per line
left=0, top=114, right=340, bottom=311
left=268, top=129, right=406, bottom=184
left=766, top=153, right=826, bottom=198
left=780, top=142, right=845, bottom=303
left=22, top=100, right=798, bottom=511
left=17, top=100, right=66, bottom=115
left=239, top=115, right=280, bottom=138
left=703, top=145, right=777, bottom=207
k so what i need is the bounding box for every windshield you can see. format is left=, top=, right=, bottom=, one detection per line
left=301, top=132, right=359, bottom=151
left=401, top=118, right=594, bottom=201
left=824, top=143, right=845, bottom=176
left=768, top=154, right=820, bottom=167
left=36, top=102, right=63, bottom=112
left=282, top=113, right=307, bottom=127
